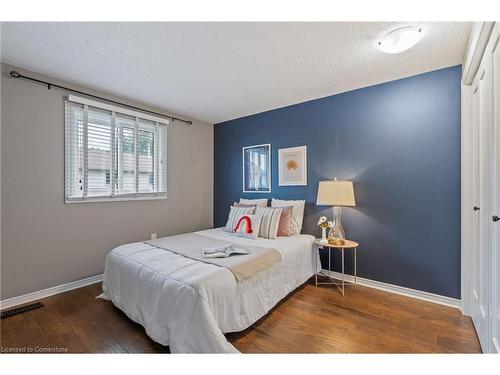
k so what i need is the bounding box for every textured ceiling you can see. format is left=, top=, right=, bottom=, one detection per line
left=1, top=22, right=470, bottom=124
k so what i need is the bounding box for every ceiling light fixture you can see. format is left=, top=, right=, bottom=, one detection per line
left=378, top=26, right=423, bottom=54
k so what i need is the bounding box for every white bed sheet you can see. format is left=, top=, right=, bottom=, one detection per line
left=101, top=228, right=319, bottom=353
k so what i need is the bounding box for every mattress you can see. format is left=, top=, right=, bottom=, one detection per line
left=101, top=228, right=319, bottom=353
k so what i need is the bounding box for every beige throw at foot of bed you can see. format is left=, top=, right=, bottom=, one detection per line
left=146, top=233, right=282, bottom=281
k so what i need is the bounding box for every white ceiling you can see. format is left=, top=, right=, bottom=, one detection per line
left=1, top=22, right=470, bottom=124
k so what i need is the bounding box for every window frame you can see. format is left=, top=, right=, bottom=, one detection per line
left=64, top=95, right=168, bottom=204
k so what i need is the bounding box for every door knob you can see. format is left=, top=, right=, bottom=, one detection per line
left=493, top=215, right=500, bottom=222
left=473, top=206, right=480, bottom=211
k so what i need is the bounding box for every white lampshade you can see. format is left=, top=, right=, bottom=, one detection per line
left=316, top=179, right=356, bottom=207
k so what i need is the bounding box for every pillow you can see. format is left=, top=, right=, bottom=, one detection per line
left=256, top=207, right=283, bottom=239
left=276, top=206, right=294, bottom=237
left=233, top=214, right=262, bottom=240
left=225, top=206, right=255, bottom=232
left=239, top=198, right=268, bottom=208
left=271, top=198, right=305, bottom=235
left=233, top=202, right=257, bottom=208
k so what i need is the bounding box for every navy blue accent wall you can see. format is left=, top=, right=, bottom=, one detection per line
left=214, top=65, right=461, bottom=298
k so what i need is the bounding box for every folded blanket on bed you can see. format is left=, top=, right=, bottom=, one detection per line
left=146, top=233, right=281, bottom=281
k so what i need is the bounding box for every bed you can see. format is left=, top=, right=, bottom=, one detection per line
left=100, top=227, right=319, bottom=353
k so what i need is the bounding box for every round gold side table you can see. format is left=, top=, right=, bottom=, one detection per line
left=314, top=239, right=359, bottom=296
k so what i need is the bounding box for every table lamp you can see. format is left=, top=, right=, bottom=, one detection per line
left=316, top=177, right=356, bottom=245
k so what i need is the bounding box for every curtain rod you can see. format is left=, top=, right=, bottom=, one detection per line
left=9, top=71, right=193, bottom=125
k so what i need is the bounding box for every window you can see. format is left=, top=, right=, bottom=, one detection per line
left=65, top=95, right=168, bottom=203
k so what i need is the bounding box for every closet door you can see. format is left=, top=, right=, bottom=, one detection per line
left=471, top=52, right=493, bottom=352
left=471, top=75, right=487, bottom=349
left=490, top=26, right=500, bottom=354
left=471, top=80, right=481, bottom=330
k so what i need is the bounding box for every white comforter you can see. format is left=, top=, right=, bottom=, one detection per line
left=101, top=228, right=319, bottom=353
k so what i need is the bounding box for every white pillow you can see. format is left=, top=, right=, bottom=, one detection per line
left=233, top=214, right=262, bottom=240
left=256, top=207, right=283, bottom=239
left=239, top=198, right=268, bottom=208
left=225, top=206, right=255, bottom=232
left=271, top=198, right=305, bottom=235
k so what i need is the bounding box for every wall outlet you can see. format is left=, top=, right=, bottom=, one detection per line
left=150, top=233, right=157, bottom=240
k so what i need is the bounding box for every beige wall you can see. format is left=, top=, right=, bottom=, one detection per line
left=0, top=63, right=214, bottom=300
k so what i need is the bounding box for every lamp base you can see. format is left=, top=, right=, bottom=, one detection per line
left=328, top=206, right=346, bottom=245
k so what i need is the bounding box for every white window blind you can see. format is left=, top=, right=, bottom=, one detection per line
left=65, top=96, right=168, bottom=203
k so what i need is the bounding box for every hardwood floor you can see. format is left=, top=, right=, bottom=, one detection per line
left=0, top=280, right=481, bottom=353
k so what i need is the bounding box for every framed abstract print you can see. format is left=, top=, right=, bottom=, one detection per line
left=242, top=144, right=271, bottom=193
left=278, top=145, right=307, bottom=186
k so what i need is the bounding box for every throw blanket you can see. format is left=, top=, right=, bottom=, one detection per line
left=146, top=233, right=282, bottom=281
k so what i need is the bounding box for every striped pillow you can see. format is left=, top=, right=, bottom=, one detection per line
left=239, top=198, right=268, bottom=208
left=225, top=206, right=255, bottom=232
left=233, top=202, right=257, bottom=208
left=256, top=207, right=283, bottom=239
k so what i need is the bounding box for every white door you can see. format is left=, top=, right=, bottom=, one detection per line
left=490, top=27, right=500, bottom=354
left=471, top=80, right=482, bottom=334
left=471, top=77, right=487, bottom=349
left=471, top=53, right=493, bottom=352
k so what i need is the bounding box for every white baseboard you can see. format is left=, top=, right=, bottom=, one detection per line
left=0, top=274, right=103, bottom=310
left=320, top=269, right=461, bottom=309
left=1, top=271, right=460, bottom=311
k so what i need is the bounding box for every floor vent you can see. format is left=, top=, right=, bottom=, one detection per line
left=0, top=302, right=44, bottom=319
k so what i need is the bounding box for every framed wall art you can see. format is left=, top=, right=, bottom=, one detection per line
left=242, top=144, right=271, bottom=193
left=278, top=145, right=307, bottom=186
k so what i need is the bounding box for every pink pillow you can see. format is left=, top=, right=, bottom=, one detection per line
left=277, top=206, right=293, bottom=236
